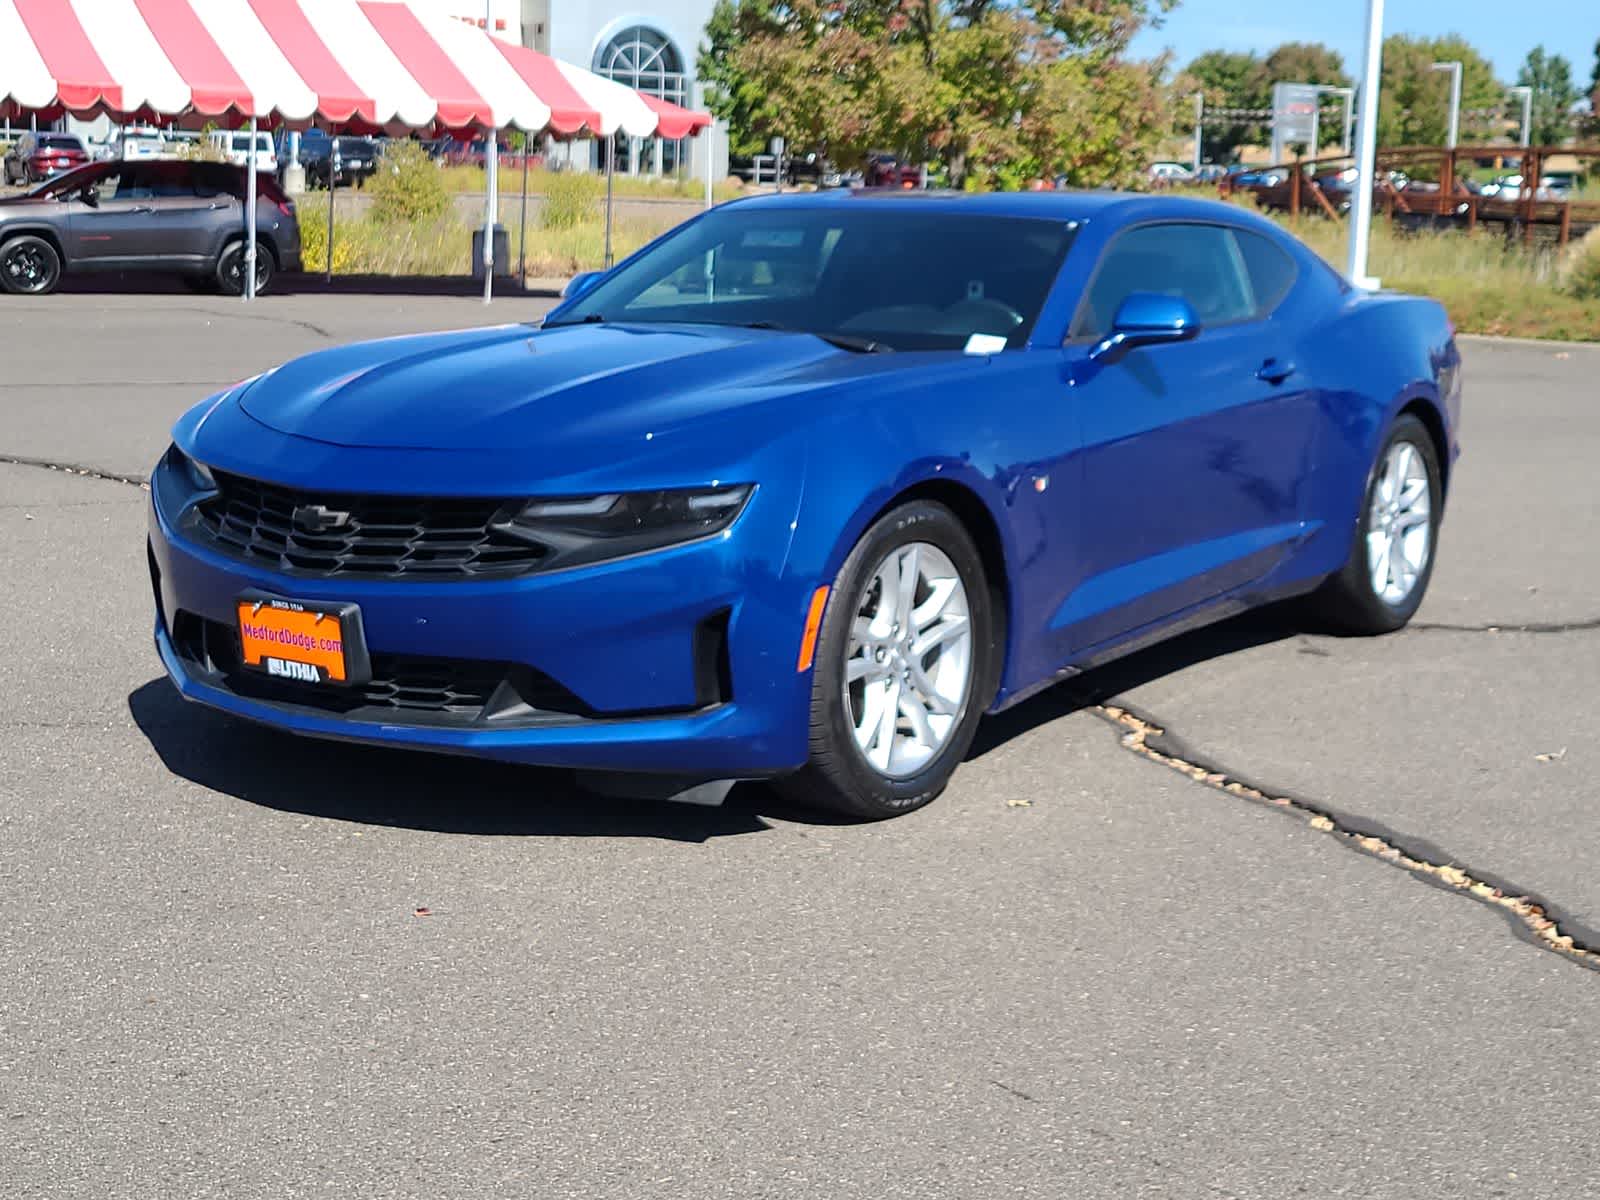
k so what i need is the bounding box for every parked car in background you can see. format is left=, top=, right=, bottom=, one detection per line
left=1228, top=167, right=1289, bottom=190
left=1148, top=161, right=1195, bottom=185
left=863, top=151, right=921, bottom=189
left=1481, top=173, right=1576, bottom=200
left=0, top=160, right=300, bottom=296
left=290, top=131, right=382, bottom=188
left=4, top=132, right=90, bottom=184
left=207, top=129, right=277, bottom=174
left=104, top=126, right=172, bottom=162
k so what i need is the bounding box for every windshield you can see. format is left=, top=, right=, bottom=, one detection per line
left=231, top=133, right=272, bottom=151
left=547, top=206, right=1076, bottom=351
left=24, top=164, right=98, bottom=198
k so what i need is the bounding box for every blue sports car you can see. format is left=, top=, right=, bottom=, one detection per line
left=148, top=191, right=1461, bottom=818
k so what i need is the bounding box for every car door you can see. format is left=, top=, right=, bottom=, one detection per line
left=1053, top=221, right=1317, bottom=651
left=68, top=165, right=160, bottom=264
left=144, top=163, right=228, bottom=263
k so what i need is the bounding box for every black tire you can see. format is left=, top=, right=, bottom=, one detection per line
left=778, top=500, right=997, bottom=820
left=216, top=239, right=274, bottom=296
left=0, top=234, right=63, bottom=295
left=1310, top=413, right=1442, bottom=634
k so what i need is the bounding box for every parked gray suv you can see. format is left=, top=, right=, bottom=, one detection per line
left=0, top=160, right=301, bottom=296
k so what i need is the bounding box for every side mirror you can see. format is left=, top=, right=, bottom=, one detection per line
left=1089, top=293, right=1201, bottom=364
left=563, top=270, right=605, bottom=301
left=79, top=186, right=100, bottom=208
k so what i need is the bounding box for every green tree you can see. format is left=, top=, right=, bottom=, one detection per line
left=1183, top=49, right=1266, bottom=162
left=697, top=0, right=1178, bottom=189
left=1517, top=46, right=1581, bottom=146
left=1376, top=34, right=1500, bottom=148
left=697, top=0, right=784, bottom=158
left=1263, top=42, right=1350, bottom=151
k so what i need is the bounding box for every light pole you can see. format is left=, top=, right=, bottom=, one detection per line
left=1507, top=84, right=1533, bottom=147
left=1191, top=91, right=1203, bottom=174
left=1431, top=60, right=1463, bottom=148
left=1347, top=0, right=1386, bottom=290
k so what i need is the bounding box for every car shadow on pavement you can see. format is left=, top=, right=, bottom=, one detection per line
left=127, top=679, right=795, bottom=843
left=128, top=608, right=1301, bottom=841
left=968, top=605, right=1303, bottom=760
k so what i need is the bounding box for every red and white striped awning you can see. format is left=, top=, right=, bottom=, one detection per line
left=0, top=0, right=708, bottom=138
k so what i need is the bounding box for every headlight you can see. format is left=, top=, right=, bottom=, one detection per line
left=499, top=485, right=753, bottom=569
left=166, top=445, right=217, bottom=494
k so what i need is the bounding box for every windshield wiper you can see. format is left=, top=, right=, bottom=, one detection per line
left=740, top=322, right=892, bottom=354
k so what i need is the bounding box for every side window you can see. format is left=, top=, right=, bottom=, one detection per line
left=118, top=164, right=156, bottom=200
left=1232, top=229, right=1298, bottom=317
left=149, top=164, right=196, bottom=198
left=1076, top=223, right=1257, bottom=339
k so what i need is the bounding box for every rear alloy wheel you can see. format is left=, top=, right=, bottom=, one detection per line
left=780, top=500, right=995, bottom=819
left=0, top=235, right=63, bottom=295
left=1311, top=413, right=1442, bottom=633
left=217, top=239, right=274, bottom=296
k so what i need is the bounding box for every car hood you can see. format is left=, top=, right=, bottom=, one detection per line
left=236, top=321, right=903, bottom=454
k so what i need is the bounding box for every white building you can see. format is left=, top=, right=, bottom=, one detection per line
left=443, top=0, right=724, bottom=177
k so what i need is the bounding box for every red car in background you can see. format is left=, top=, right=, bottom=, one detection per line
left=4, top=132, right=90, bottom=185
left=863, top=151, right=922, bottom=189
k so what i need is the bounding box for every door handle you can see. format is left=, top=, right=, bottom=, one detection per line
left=128, top=205, right=154, bottom=215
left=1256, top=358, right=1296, bottom=385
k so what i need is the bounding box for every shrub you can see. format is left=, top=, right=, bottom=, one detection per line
left=1558, top=228, right=1600, bottom=301
left=298, top=210, right=357, bottom=274
left=541, top=169, right=602, bottom=230
left=368, top=139, right=450, bottom=225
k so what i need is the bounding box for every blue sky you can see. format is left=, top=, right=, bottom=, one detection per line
left=1130, top=0, right=1599, bottom=83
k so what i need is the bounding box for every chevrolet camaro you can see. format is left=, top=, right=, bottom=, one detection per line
left=148, top=191, right=1462, bottom=818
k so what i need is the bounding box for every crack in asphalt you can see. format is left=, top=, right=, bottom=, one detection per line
left=11, top=449, right=1598, bottom=973
left=1091, top=703, right=1600, bottom=975
left=1407, top=618, right=1600, bottom=634
left=1, top=456, right=149, bottom=490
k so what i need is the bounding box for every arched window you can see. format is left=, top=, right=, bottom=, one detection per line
left=593, top=26, right=687, bottom=108
left=593, top=26, right=689, bottom=173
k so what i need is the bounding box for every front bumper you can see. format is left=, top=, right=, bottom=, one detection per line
left=148, top=468, right=814, bottom=778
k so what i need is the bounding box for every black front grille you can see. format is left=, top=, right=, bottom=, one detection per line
left=174, top=615, right=591, bottom=727
left=189, top=471, right=545, bottom=580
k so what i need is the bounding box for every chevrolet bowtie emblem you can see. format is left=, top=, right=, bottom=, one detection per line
left=292, top=504, right=353, bottom=533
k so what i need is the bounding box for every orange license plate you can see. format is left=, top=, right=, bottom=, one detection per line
left=236, top=595, right=364, bottom=686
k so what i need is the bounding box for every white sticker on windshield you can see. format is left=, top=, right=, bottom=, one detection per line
left=964, top=333, right=1008, bottom=356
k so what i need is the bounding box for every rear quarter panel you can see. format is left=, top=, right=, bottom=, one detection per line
left=1291, top=286, right=1460, bottom=580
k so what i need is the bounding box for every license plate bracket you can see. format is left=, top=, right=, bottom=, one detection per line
left=235, top=591, right=371, bottom=688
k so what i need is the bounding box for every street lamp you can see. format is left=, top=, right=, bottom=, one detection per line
left=1347, top=0, right=1386, bottom=290
left=1191, top=91, right=1204, bottom=175
left=1507, top=84, right=1533, bottom=147
left=1431, top=60, right=1463, bottom=148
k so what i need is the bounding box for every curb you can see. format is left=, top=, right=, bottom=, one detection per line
left=1458, top=333, right=1600, bottom=351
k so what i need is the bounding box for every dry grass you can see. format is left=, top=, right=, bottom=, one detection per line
left=1276, top=214, right=1600, bottom=342
left=436, top=163, right=743, bottom=203
left=298, top=208, right=679, bottom=278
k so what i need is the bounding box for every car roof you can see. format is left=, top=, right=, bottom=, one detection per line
left=722, top=188, right=1265, bottom=229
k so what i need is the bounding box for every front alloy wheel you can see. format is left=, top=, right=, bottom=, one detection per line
left=781, top=500, right=995, bottom=819
left=844, top=542, right=974, bottom=779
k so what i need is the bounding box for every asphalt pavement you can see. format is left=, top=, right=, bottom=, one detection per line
left=3, top=286, right=1598, bottom=1199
